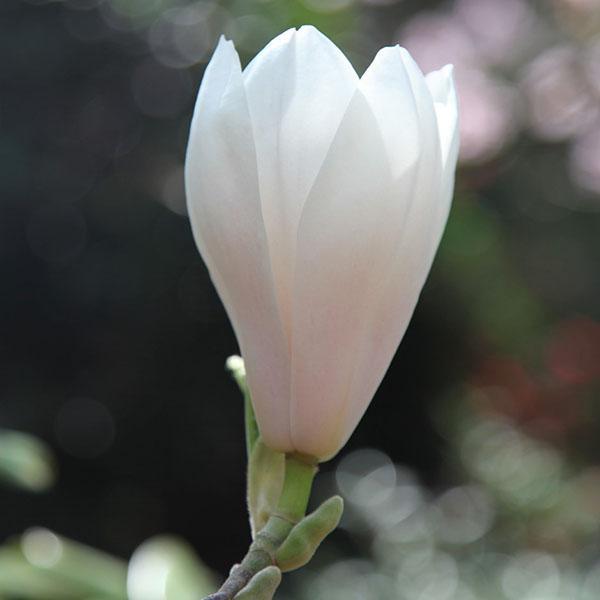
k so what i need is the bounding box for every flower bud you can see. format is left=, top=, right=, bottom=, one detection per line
left=185, top=26, right=459, bottom=461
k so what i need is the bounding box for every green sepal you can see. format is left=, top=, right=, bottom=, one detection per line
left=233, top=566, right=281, bottom=600
left=247, top=441, right=285, bottom=538
left=274, top=496, right=343, bottom=572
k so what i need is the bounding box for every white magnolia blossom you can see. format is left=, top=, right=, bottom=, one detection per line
left=185, top=26, right=459, bottom=461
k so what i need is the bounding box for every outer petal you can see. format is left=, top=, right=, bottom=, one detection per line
left=242, top=26, right=358, bottom=342
left=290, top=89, right=404, bottom=460
left=333, top=49, right=450, bottom=454
left=426, top=64, right=460, bottom=257
left=185, top=38, right=292, bottom=452
left=426, top=65, right=459, bottom=167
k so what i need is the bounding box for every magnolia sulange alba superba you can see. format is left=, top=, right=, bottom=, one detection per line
left=185, top=26, right=459, bottom=461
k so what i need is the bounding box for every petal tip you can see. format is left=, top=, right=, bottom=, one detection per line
left=377, top=45, right=425, bottom=76
left=297, top=24, right=318, bottom=33
left=215, top=34, right=234, bottom=50
left=274, top=27, right=298, bottom=44
left=435, top=63, right=456, bottom=85
left=211, top=34, right=239, bottom=65
left=377, top=44, right=406, bottom=57
left=426, top=64, right=458, bottom=107
left=397, top=45, right=421, bottom=68
left=296, top=24, right=348, bottom=57
left=361, top=44, right=409, bottom=81
left=297, top=24, right=328, bottom=40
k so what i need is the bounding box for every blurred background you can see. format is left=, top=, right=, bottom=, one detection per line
left=1, top=0, right=600, bottom=598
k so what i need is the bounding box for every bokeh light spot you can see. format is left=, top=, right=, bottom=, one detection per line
left=336, top=448, right=397, bottom=508
left=430, top=485, right=494, bottom=545
left=501, top=552, right=561, bottom=599
left=22, top=528, right=63, bottom=568
left=521, top=45, right=598, bottom=142
left=149, top=3, right=229, bottom=69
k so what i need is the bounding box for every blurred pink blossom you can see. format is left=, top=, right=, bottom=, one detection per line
left=454, top=0, right=538, bottom=66
left=521, top=45, right=599, bottom=141
left=399, top=12, right=516, bottom=164
left=583, top=40, right=600, bottom=96
left=398, top=11, right=480, bottom=74
left=457, top=70, right=517, bottom=164
left=569, top=123, right=600, bottom=195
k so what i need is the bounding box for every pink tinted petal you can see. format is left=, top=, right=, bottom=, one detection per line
left=290, top=89, right=398, bottom=460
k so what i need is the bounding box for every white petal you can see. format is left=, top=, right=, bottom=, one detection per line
left=185, top=38, right=292, bottom=452
left=242, top=26, right=358, bottom=343
left=333, top=49, right=451, bottom=452
left=426, top=64, right=460, bottom=261
left=290, top=89, right=406, bottom=460
left=426, top=64, right=459, bottom=168
left=360, top=46, right=422, bottom=179
left=391, top=47, right=446, bottom=270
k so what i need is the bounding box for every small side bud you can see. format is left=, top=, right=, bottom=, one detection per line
left=225, top=355, right=245, bottom=376
left=233, top=566, right=281, bottom=600
left=225, top=355, right=247, bottom=392
left=275, top=495, right=344, bottom=572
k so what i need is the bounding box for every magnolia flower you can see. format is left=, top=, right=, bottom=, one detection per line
left=185, top=26, right=459, bottom=461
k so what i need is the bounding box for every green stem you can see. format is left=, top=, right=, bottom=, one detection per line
left=274, top=454, right=316, bottom=523
left=243, top=395, right=259, bottom=460
left=204, top=455, right=317, bottom=600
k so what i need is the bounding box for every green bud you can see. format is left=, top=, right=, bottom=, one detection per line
left=225, top=355, right=248, bottom=396
left=234, top=566, right=281, bottom=600
left=275, top=496, right=343, bottom=572
left=247, top=441, right=285, bottom=537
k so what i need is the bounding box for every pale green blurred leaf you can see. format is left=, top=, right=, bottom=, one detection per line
left=19, top=528, right=127, bottom=599
left=0, top=429, right=56, bottom=492
left=127, top=535, right=216, bottom=600
left=0, top=546, right=80, bottom=600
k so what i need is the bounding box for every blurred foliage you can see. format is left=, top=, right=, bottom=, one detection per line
left=282, top=414, right=600, bottom=599
left=0, top=528, right=128, bottom=599
left=0, top=527, right=214, bottom=599
left=0, top=0, right=599, bottom=598
left=127, top=535, right=215, bottom=599
left=0, top=429, right=56, bottom=492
